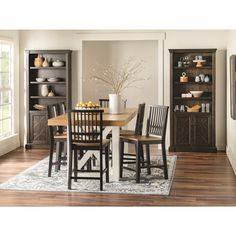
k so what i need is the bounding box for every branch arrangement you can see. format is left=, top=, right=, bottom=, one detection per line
left=90, top=57, right=148, bottom=94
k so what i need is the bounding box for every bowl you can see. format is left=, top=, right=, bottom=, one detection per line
left=47, top=78, right=59, bottom=82
left=52, top=60, right=64, bottom=67
left=190, top=91, right=204, bottom=98
left=36, top=78, right=46, bottom=82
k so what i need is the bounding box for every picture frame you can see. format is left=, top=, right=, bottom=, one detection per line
left=230, top=55, right=236, bottom=120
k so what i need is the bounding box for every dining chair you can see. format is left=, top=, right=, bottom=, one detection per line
left=99, top=98, right=109, bottom=108
left=47, top=103, right=67, bottom=177
left=67, top=109, right=110, bottom=190
left=119, top=105, right=169, bottom=183
left=106, top=103, right=145, bottom=138
left=58, top=101, right=66, bottom=114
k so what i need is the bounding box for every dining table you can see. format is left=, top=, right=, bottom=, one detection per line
left=48, top=107, right=137, bottom=182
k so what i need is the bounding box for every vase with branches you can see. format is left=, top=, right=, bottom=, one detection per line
left=90, top=57, right=148, bottom=113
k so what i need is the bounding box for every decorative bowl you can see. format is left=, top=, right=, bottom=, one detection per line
left=47, top=78, right=59, bottom=82
left=36, top=78, right=46, bottom=82
left=52, top=60, right=64, bottom=67
left=76, top=101, right=100, bottom=109
left=190, top=90, right=204, bottom=98
left=33, top=104, right=46, bottom=110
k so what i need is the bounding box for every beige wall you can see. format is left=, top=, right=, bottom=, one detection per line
left=82, top=40, right=158, bottom=130
left=18, top=30, right=227, bottom=150
left=226, top=30, right=236, bottom=174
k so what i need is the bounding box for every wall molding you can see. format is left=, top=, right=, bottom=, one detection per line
left=0, top=134, right=20, bottom=157
left=227, top=145, right=236, bottom=175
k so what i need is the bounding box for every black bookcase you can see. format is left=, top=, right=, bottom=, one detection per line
left=169, top=49, right=217, bottom=152
left=25, top=50, right=72, bottom=149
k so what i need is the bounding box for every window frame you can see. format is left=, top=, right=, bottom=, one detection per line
left=0, top=39, right=14, bottom=140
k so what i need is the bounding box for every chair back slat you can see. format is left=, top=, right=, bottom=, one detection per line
left=47, top=103, right=63, bottom=134
left=134, top=103, right=146, bottom=135
left=99, top=99, right=109, bottom=108
left=68, top=109, right=104, bottom=145
left=60, top=102, right=66, bottom=114
left=146, top=105, right=169, bottom=138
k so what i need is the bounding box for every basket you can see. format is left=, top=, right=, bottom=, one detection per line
left=186, top=104, right=201, bottom=112
left=180, top=72, right=188, bottom=82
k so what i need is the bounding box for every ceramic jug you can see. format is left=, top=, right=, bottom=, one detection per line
left=42, top=57, right=49, bottom=67
left=199, top=73, right=205, bottom=82
left=204, top=75, right=210, bottom=82
left=34, top=55, right=43, bottom=67
left=195, top=76, right=200, bottom=82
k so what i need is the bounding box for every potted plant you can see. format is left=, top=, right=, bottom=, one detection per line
left=91, top=57, right=147, bottom=114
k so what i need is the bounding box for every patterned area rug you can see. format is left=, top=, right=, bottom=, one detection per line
left=0, top=155, right=177, bottom=195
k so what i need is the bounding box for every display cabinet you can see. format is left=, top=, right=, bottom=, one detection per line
left=25, top=50, right=72, bottom=148
left=169, top=49, right=217, bottom=152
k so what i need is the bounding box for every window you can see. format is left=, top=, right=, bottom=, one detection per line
left=0, top=40, right=14, bottom=140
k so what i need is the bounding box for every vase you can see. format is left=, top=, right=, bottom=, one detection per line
left=34, top=55, right=43, bottom=67
left=42, top=57, right=49, bottom=67
left=109, top=94, right=122, bottom=114
left=41, top=85, right=48, bottom=97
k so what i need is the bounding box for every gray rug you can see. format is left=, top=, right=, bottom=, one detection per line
left=0, top=155, right=177, bottom=195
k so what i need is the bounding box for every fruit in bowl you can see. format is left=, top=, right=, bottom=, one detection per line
left=76, top=101, right=100, bottom=109
left=190, top=91, right=203, bottom=98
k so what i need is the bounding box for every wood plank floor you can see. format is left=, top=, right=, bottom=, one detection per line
left=0, top=148, right=236, bottom=206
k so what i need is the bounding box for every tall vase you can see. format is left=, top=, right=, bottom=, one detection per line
left=41, top=85, right=48, bottom=97
left=42, top=57, right=49, bottom=67
left=109, top=94, right=122, bottom=114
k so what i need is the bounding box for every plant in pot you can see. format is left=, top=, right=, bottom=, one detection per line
left=90, top=57, right=148, bottom=114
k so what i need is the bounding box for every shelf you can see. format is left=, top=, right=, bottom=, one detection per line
left=173, top=112, right=211, bottom=115
left=174, top=82, right=212, bottom=85
left=30, top=66, right=66, bottom=70
left=174, top=66, right=212, bottom=69
left=30, top=96, right=66, bottom=99
left=30, top=82, right=66, bottom=85
left=174, top=97, right=212, bottom=100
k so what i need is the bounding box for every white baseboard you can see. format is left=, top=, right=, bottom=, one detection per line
left=0, top=134, right=20, bottom=157
left=227, top=146, right=236, bottom=175
left=217, top=145, right=226, bottom=151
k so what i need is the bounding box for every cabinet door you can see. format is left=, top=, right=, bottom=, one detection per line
left=174, top=114, right=191, bottom=146
left=192, top=114, right=212, bottom=146
left=29, top=111, right=48, bottom=145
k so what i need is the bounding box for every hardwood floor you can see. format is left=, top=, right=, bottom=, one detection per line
left=0, top=148, right=236, bottom=206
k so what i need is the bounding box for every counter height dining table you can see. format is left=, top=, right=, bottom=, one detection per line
left=48, top=108, right=137, bottom=182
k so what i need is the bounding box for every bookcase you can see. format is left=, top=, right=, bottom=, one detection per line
left=25, top=50, right=72, bottom=148
left=169, top=49, right=217, bottom=152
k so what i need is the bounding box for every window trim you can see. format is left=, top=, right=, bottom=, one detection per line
left=0, top=39, right=14, bottom=140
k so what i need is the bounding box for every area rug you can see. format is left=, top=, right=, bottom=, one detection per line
left=0, top=155, right=177, bottom=195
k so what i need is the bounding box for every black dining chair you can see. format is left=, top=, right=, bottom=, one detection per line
left=106, top=103, right=145, bottom=138
left=99, top=98, right=109, bottom=108
left=67, top=109, right=110, bottom=190
left=105, top=103, right=145, bottom=168
left=47, top=103, right=67, bottom=177
left=120, top=105, right=169, bottom=183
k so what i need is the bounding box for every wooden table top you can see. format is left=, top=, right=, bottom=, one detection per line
left=48, top=108, right=137, bottom=127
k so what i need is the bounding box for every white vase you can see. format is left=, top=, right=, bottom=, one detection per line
left=41, top=85, right=48, bottom=97
left=109, top=94, right=122, bottom=114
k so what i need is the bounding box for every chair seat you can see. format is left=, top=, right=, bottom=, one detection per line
left=54, top=132, right=67, bottom=140
left=120, top=134, right=162, bottom=143
left=106, top=129, right=135, bottom=139
left=72, top=139, right=110, bottom=149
